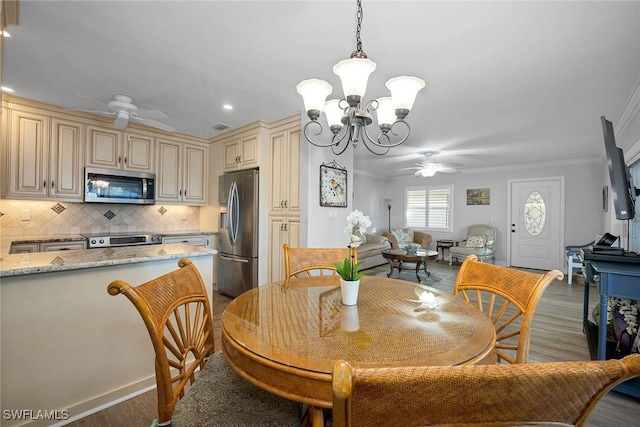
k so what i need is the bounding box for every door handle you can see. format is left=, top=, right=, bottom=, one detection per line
left=220, top=255, right=249, bottom=263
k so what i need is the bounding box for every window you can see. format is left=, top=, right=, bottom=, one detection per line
left=405, top=185, right=453, bottom=231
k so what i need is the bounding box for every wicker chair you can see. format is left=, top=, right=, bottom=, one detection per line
left=454, top=254, right=564, bottom=364
left=332, top=355, right=640, bottom=427
left=107, top=258, right=300, bottom=427
left=283, top=243, right=354, bottom=280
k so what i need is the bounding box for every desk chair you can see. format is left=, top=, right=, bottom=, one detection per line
left=107, top=258, right=300, bottom=427
left=454, top=254, right=564, bottom=364
left=331, top=355, right=640, bottom=427
left=283, top=243, right=353, bottom=281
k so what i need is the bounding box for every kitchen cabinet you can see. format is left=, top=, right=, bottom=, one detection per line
left=1, top=105, right=8, bottom=198
left=86, top=125, right=155, bottom=172
left=8, top=110, right=84, bottom=201
left=223, top=134, right=259, bottom=171
left=268, top=216, right=300, bottom=282
left=156, top=138, right=208, bottom=205
left=10, top=240, right=87, bottom=253
left=268, top=115, right=301, bottom=282
left=269, top=117, right=300, bottom=216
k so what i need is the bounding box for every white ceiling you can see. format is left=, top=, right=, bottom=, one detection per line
left=3, top=1, right=639, bottom=178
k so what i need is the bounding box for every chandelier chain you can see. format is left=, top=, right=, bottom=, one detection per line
left=354, top=0, right=364, bottom=56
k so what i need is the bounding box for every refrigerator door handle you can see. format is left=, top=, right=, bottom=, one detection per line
left=232, top=181, right=240, bottom=244
left=228, top=181, right=239, bottom=245
left=220, top=255, right=249, bottom=263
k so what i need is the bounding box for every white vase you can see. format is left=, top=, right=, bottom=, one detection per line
left=340, top=278, right=360, bottom=306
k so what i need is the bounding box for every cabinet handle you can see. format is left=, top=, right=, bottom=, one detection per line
left=118, top=156, right=122, bottom=164
left=124, top=157, right=127, bottom=164
left=284, top=223, right=288, bottom=231
left=51, top=181, right=55, bottom=188
left=284, top=200, right=288, bottom=208
left=179, top=189, right=182, bottom=196
left=206, top=239, right=209, bottom=246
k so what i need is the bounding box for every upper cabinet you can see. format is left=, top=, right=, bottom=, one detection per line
left=156, top=138, right=208, bottom=205
left=7, top=109, right=84, bottom=201
left=86, top=125, right=155, bottom=172
left=221, top=126, right=264, bottom=172
left=269, top=117, right=300, bottom=217
left=3, top=96, right=210, bottom=205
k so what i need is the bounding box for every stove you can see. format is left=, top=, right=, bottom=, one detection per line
left=82, top=232, right=163, bottom=249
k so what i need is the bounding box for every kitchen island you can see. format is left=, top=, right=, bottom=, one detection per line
left=0, top=243, right=216, bottom=427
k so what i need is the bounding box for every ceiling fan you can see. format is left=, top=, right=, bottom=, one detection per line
left=400, top=152, right=460, bottom=177
left=75, top=94, right=176, bottom=132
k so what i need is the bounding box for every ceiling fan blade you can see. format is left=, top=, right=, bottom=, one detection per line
left=398, top=166, right=420, bottom=171
left=139, top=118, right=175, bottom=132
left=133, top=109, right=168, bottom=120
left=76, top=109, right=116, bottom=116
left=438, top=166, right=459, bottom=173
left=77, top=94, right=110, bottom=109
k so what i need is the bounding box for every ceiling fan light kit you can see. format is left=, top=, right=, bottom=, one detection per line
left=296, top=0, right=425, bottom=156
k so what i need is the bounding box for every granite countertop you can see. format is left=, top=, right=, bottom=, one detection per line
left=0, top=243, right=217, bottom=277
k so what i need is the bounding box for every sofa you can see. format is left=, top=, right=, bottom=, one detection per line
left=356, top=233, right=392, bottom=270
left=382, top=228, right=433, bottom=251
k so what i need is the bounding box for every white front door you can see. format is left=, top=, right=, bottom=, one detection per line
left=508, top=177, right=564, bottom=270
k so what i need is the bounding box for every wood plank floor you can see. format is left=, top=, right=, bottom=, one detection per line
left=68, top=262, right=640, bottom=427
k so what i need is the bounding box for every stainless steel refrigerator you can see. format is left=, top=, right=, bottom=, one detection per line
left=218, top=168, right=259, bottom=298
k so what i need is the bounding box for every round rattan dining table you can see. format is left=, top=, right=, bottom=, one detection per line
left=221, top=275, right=496, bottom=427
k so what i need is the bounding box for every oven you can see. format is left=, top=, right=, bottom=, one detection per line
left=82, top=232, right=163, bottom=249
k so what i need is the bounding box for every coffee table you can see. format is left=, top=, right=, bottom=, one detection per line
left=381, top=248, right=438, bottom=283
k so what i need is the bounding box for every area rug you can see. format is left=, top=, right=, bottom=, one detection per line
left=372, top=269, right=454, bottom=287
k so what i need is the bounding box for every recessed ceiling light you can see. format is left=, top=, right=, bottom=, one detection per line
left=223, top=104, right=233, bottom=110
left=1, top=30, right=10, bottom=37
left=1, top=86, right=14, bottom=93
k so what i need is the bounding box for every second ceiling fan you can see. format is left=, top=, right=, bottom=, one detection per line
left=400, top=152, right=460, bottom=177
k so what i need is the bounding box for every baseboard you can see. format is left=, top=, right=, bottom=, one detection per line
left=43, top=377, right=157, bottom=427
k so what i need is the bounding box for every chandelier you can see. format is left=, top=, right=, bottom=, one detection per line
left=296, top=0, right=425, bottom=156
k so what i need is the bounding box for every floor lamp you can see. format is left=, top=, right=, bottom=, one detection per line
left=385, top=199, right=393, bottom=231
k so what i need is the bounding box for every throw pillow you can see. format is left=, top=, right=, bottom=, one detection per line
left=391, top=228, right=414, bottom=248
left=465, top=235, right=487, bottom=248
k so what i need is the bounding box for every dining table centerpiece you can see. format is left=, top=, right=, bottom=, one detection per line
left=334, top=210, right=371, bottom=305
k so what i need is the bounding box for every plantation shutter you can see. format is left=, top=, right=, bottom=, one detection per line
left=428, top=188, right=451, bottom=229
left=406, top=189, right=427, bottom=228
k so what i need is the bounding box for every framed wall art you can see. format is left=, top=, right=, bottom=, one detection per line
left=467, top=188, right=490, bottom=205
left=320, top=161, right=348, bottom=207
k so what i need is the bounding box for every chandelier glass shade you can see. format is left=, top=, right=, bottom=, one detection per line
left=296, top=0, right=425, bottom=156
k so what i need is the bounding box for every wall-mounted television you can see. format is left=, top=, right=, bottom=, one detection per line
left=601, top=116, right=638, bottom=220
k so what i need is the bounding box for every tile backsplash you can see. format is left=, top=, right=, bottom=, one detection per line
left=0, top=200, right=201, bottom=237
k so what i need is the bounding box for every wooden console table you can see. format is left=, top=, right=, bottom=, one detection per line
left=582, top=258, right=640, bottom=398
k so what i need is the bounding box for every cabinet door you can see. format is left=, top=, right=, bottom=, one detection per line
left=269, top=216, right=287, bottom=282
left=9, top=109, right=49, bottom=198
left=124, top=132, right=154, bottom=172
left=1, top=106, right=8, bottom=197
left=240, top=135, right=259, bottom=168
left=223, top=141, right=240, bottom=171
left=182, top=143, right=208, bottom=205
left=86, top=125, right=122, bottom=169
left=49, top=118, right=84, bottom=200
left=156, top=139, right=183, bottom=202
left=270, top=130, right=287, bottom=215
left=286, top=128, right=301, bottom=216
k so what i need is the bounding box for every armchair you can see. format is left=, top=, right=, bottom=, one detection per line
left=449, top=224, right=497, bottom=265
left=382, top=228, right=432, bottom=250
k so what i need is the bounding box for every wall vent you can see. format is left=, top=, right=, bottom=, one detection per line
left=212, top=123, right=231, bottom=131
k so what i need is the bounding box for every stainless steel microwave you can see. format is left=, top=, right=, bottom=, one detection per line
left=84, top=167, right=155, bottom=204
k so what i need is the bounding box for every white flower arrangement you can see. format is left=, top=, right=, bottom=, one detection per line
left=334, top=210, right=372, bottom=281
